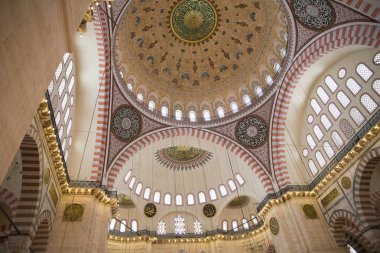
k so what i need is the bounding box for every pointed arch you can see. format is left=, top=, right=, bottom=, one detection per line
left=107, top=128, right=274, bottom=193
left=272, top=23, right=380, bottom=188
left=353, top=147, right=380, bottom=228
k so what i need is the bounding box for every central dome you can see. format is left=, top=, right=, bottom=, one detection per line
left=114, top=0, right=289, bottom=126
left=170, top=0, right=218, bottom=43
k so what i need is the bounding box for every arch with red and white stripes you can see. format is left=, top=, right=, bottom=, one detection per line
left=353, top=146, right=380, bottom=229
left=11, top=126, right=43, bottom=238
left=0, top=187, right=18, bottom=239
left=106, top=127, right=274, bottom=193
left=271, top=23, right=380, bottom=189
left=338, top=0, right=380, bottom=21
left=31, top=210, right=52, bottom=253
left=329, top=209, right=373, bottom=252
left=90, top=6, right=112, bottom=182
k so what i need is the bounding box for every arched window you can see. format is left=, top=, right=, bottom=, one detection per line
left=219, top=185, right=228, bottom=197
left=316, top=87, right=329, bottom=104
left=242, top=219, right=249, bottom=230
left=161, top=106, right=169, bottom=117
left=131, top=220, right=138, bottom=232
left=243, top=95, right=251, bottom=106
left=217, top=107, right=225, bottom=118
left=127, top=83, right=133, bottom=91
left=198, top=192, right=206, bottom=203
left=360, top=94, right=378, bottom=113
left=222, top=220, right=228, bottom=231
left=323, top=142, right=334, bottom=159
left=109, top=218, right=116, bottom=231
left=63, top=53, right=70, bottom=63
left=337, top=91, right=351, bottom=108
left=356, top=63, right=373, bottom=82
left=135, top=183, right=142, bottom=195
left=308, top=160, right=318, bottom=176
left=274, top=63, right=281, bottom=72
left=157, top=220, right=166, bottom=235
left=61, top=138, right=67, bottom=151
left=256, top=86, right=263, bottom=97
left=66, top=119, right=72, bottom=135
left=143, top=188, right=151, bottom=200
left=164, top=193, right=171, bottom=205
left=64, top=107, right=70, bottom=124
left=128, top=177, right=136, bottom=189
left=68, top=76, right=75, bottom=93
left=325, top=75, right=338, bottom=93
left=187, top=194, right=195, bottom=205
left=153, top=191, right=161, bottom=203
left=175, top=109, right=182, bottom=120
left=373, top=79, right=380, bottom=95
left=321, top=114, right=332, bottom=130
left=306, top=134, right=316, bottom=150
left=148, top=101, right=155, bottom=110
left=230, top=102, right=238, bottom=113
left=227, top=180, right=237, bottom=191
left=349, top=107, right=365, bottom=126
left=189, top=111, right=196, bottom=122
left=175, top=194, right=183, bottom=206
left=313, top=125, right=324, bottom=141
left=124, top=171, right=132, bottom=183
left=331, top=131, right=344, bottom=148
left=232, top=220, right=238, bottom=232
left=209, top=189, right=217, bottom=201
left=265, top=75, right=274, bottom=85
left=48, top=81, right=54, bottom=95
left=55, top=111, right=61, bottom=126
left=346, top=78, right=361, bottom=95
left=315, top=151, right=326, bottom=167
left=61, top=93, right=68, bottom=109
left=59, top=126, right=64, bottom=139
left=137, top=93, right=143, bottom=102
left=58, top=79, right=66, bottom=97
left=203, top=110, right=211, bottom=121
left=66, top=60, right=73, bottom=79
left=120, top=220, right=127, bottom=233
left=310, top=99, right=322, bottom=115
left=328, top=103, right=341, bottom=119
left=55, top=62, right=63, bottom=80
left=174, top=215, right=186, bottom=235
left=235, top=173, right=245, bottom=185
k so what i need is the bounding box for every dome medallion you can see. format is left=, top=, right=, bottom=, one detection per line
left=169, top=0, right=219, bottom=44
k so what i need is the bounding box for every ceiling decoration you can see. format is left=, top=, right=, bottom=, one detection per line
left=203, top=203, right=216, bottom=217
left=235, top=116, right=267, bottom=148
left=169, top=0, right=220, bottom=45
left=293, top=0, right=335, bottom=31
left=144, top=203, right=157, bottom=217
left=155, top=145, right=213, bottom=171
left=227, top=196, right=249, bottom=209
left=111, top=105, right=141, bottom=142
left=113, top=0, right=289, bottom=124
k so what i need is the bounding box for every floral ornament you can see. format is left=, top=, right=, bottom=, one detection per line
left=236, top=116, right=267, bottom=148
left=112, top=106, right=141, bottom=141
left=293, top=0, right=334, bottom=30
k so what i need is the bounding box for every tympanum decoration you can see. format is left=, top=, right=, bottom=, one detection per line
left=155, top=145, right=213, bottom=171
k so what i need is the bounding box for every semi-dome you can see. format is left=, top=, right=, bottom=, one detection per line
left=113, top=0, right=290, bottom=126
